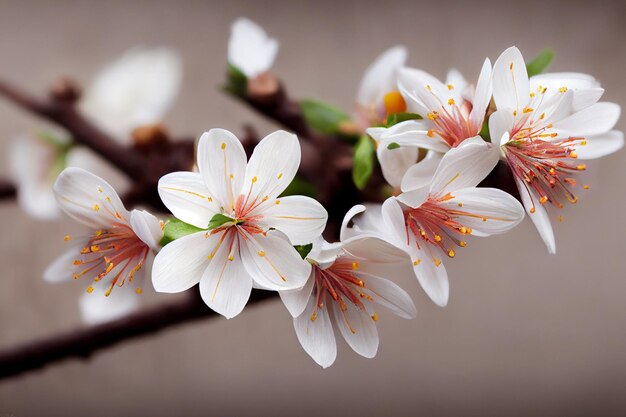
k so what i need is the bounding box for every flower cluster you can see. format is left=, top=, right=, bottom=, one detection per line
left=36, top=19, right=622, bottom=368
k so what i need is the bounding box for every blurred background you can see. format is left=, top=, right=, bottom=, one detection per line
left=1, top=0, right=625, bottom=416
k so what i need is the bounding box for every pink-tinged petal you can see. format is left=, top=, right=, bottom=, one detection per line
left=492, top=46, right=529, bottom=113
left=43, top=242, right=87, bottom=283
left=400, top=151, right=443, bottom=192
left=244, top=130, right=301, bottom=201
left=130, top=209, right=163, bottom=251
left=376, top=144, right=419, bottom=188
left=438, top=188, right=525, bottom=235
left=158, top=171, right=221, bottom=229
left=197, top=129, right=247, bottom=213
left=258, top=195, right=327, bottom=245
left=294, top=297, right=337, bottom=368
left=429, top=137, right=498, bottom=195
left=357, top=45, right=407, bottom=107
left=79, top=281, right=141, bottom=325
left=488, top=110, right=515, bottom=145
left=514, top=178, right=556, bottom=254
left=151, top=230, right=213, bottom=293
left=358, top=272, right=416, bottom=319
left=575, top=130, right=624, bottom=159
left=280, top=270, right=315, bottom=318
left=553, top=102, right=621, bottom=136
left=198, top=232, right=252, bottom=319
left=469, top=58, right=493, bottom=129
left=331, top=298, right=379, bottom=359
left=228, top=18, right=278, bottom=78
left=240, top=230, right=311, bottom=291
left=53, top=167, right=129, bottom=229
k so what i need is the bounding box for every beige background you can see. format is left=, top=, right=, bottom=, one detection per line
left=1, top=0, right=625, bottom=416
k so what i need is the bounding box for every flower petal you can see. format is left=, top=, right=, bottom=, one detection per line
left=228, top=17, right=278, bottom=78
left=130, top=209, right=163, bottom=251
left=331, top=298, right=379, bottom=358
left=358, top=272, right=416, bottom=319
left=53, top=167, right=129, bottom=229
left=376, top=144, right=419, bottom=188
left=492, top=46, right=529, bottom=114
left=340, top=205, right=367, bottom=242
left=294, top=297, right=337, bottom=368
left=43, top=243, right=86, bottom=283
left=469, top=58, right=493, bottom=129
left=400, top=151, right=443, bottom=192
left=244, top=130, right=301, bottom=201
left=488, top=109, right=515, bottom=144
left=575, top=130, right=624, bottom=159
left=357, top=45, right=407, bottom=106
left=409, top=239, right=449, bottom=307
left=79, top=282, right=141, bottom=325
left=151, top=230, right=212, bottom=293
left=515, top=178, right=555, bottom=254
left=258, top=195, right=327, bottom=245
left=240, top=230, right=311, bottom=291
left=397, top=67, right=448, bottom=115
left=197, top=129, right=247, bottom=213
left=158, top=171, right=220, bottom=229
left=553, top=102, right=621, bottom=136
left=280, top=270, right=315, bottom=318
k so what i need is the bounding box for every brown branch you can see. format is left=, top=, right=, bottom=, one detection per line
left=0, top=289, right=276, bottom=380
left=0, top=179, right=16, bottom=200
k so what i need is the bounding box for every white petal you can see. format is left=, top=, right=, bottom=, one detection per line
left=331, top=298, right=379, bottom=358
left=151, top=230, right=212, bottom=292
left=400, top=151, right=443, bottom=192
left=515, top=178, right=555, bottom=254
left=240, top=230, right=311, bottom=291
left=53, top=167, right=129, bottom=228
left=79, top=284, right=140, bottom=325
left=259, top=195, right=327, bottom=245
left=469, top=58, right=493, bottom=129
left=244, top=130, right=301, bottom=201
left=228, top=17, right=278, bottom=78
left=357, top=45, right=408, bottom=106
left=43, top=243, right=86, bottom=283
left=197, top=129, right=247, bottom=212
left=575, top=130, right=624, bottom=159
left=446, top=69, right=468, bottom=92
left=409, top=240, right=449, bottom=307
left=397, top=67, right=448, bottom=115
left=429, top=137, right=498, bottom=195
left=381, top=198, right=409, bottom=248
left=342, top=235, right=409, bottom=264
left=294, top=296, right=337, bottom=368
left=198, top=232, right=252, bottom=319
left=307, top=236, right=343, bottom=268
left=488, top=109, right=515, bottom=144
left=280, top=270, right=315, bottom=317
left=439, top=188, right=525, bottom=235
left=396, top=187, right=429, bottom=208
left=553, top=102, right=621, bottom=136
left=530, top=72, right=602, bottom=111
left=358, top=272, right=416, bottom=319
left=81, top=47, right=182, bottom=139
left=67, top=147, right=130, bottom=196
left=340, top=205, right=367, bottom=242
left=492, top=46, right=529, bottom=113
left=130, top=209, right=163, bottom=251
left=377, top=130, right=450, bottom=153
left=376, top=144, right=419, bottom=187
left=158, top=171, right=220, bottom=229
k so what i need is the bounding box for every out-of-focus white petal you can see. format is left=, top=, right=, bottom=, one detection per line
left=356, top=46, right=408, bottom=106
left=492, top=46, right=529, bottom=113
left=259, top=195, right=327, bottom=245
left=130, top=209, right=163, bottom=251
left=158, top=171, right=220, bottom=229
left=197, top=129, right=247, bottom=212
left=79, top=283, right=141, bottom=325
left=280, top=270, right=315, bottom=318
left=515, top=178, right=556, bottom=254
left=53, top=167, right=129, bottom=229
left=244, top=130, right=301, bottom=202
left=331, top=297, right=379, bottom=358
left=151, top=230, right=211, bottom=293
left=294, top=297, right=337, bottom=368
left=228, top=18, right=279, bottom=78
left=575, top=130, right=624, bottom=159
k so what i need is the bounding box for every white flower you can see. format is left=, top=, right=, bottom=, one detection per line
left=489, top=46, right=623, bottom=254
left=280, top=233, right=416, bottom=368
left=228, top=18, right=279, bottom=79
left=44, top=167, right=163, bottom=324
left=342, top=138, right=525, bottom=306
left=367, top=58, right=493, bottom=187
left=152, top=129, right=328, bottom=318
left=9, top=46, right=182, bottom=221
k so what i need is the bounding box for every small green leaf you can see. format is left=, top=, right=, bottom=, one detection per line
left=208, top=213, right=235, bottom=230
left=294, top=243, right=313, bottom=259
left=224, top=63, right=248, bottom=96
left=159, top=219, right=205, bottom=247
left=280, top=176, right=318, bottom=198
left=479, top=119, right=491, bottom=142
left=526, top=48, right=555, bottom=77
left=386, top=112, right=423, bottom=128
left=386, top=142, right=400, bottom=150
left=352, top=134, right=376, bottom=190
left=301, top=99, right=352, bottom=135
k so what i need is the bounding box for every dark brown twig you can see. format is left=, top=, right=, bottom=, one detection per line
left=0, top=179, right=16, bottom=200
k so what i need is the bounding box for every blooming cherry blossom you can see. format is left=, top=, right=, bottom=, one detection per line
left=280, top=233, right=416, bottom=368
left=489, top=46, right=623, bottom=254
left=343, top=138, right=525, bottom=306
left=153, top=129, right=328, bottom=318
left=44, top=167, right=163, bottom=324
left=228, top=18, right=279, bottom=79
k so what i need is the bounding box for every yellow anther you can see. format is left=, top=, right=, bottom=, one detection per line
left=105, top=196, right=111, bottom=202
left=580, top=140, right=587, bottom=146
left=457, top=202, right=463, bottom=207
left=447, top=84, right=454, bottom=90
left=310, top=312, right=317, bottom=322
left=434, top=258, right=442, bottom=267
left=427, top=112, right=438, bottom=121
left=577, top=164, right=587, bottom=171
left=539, top=196, right=548, bottom=204
left=448, top=249, right=455, bottom=258
left=207, top=254, right=213, bottom=259
left=228, top=255, right=234, bottom=261
left=509, top=63, right=514, bottom=70
left=277, top=173, right=283, bottom=180
left=427, top=130, right=434, bottom=138
left=513, top=110, right=518, bottom=117
left=93, top=204, right=100, bottom=212
left=569, top=151, right=578, bottom=159
left=540, top=113, right=545, bottom=120
left=90, top=245, right=100, bottom=252
left=351, top=261, right=359, bottom=270
left=448, top=98, right=455, bottom=105
left=371, top=312, right=379, bottom=322
left=530, top=92, right=536, bottom=98
left=258, top=251, right=265, bottom=257
left=459, top=241, right=467, bottom=247
left=482, top=217, right=487, bottom=222
left=275, top=200, right=281, bottom=205
left=559, top=86, right=568, bottom=93
left=426, top=85, right=432, bottom=91
left=229, top=174, right=234, bottom=179
left=467, top=228, right=472, bottom=234
left=383, top=91, right=407, bottom=115
left=530, top=207, right=536, bottom=214
left=583, top=185, right=590, bottom=190
left=434, top=235, right=442, bottom=242
left=252, top=176, right=258, bottom=183
left=413, top=259, right=421, bottom=266
left=542, top=87, right=548, bottom=94
left=523, top=107, right=534, bottom=113
left=73, top=260, right=81, bottom=266
left=558, top=216, right=564, bottom=223
left=64, top=235, right=71, bottom=242
left=549, top=168, right=556, bottom=175
left=221, top=143, right=226, bottom=150
left=135, top=287, right=143, bottom=294
left=262, top=196, right=268, bottom=202
left=207, top=197, right=213, bottom=202
left=86, top=286, right=94, bottom=294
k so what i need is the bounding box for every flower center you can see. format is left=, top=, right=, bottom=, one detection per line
left=424, top=84, right=477, bottom=148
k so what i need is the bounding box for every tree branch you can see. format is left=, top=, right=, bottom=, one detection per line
left=0, top=179, right=16, bottom=200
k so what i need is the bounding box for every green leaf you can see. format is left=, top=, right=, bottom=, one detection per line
left=386, top=112, right=422, bottom=128
left=207, top=213, right=235, bottom=230
left=280, top=176, right=318, bottom=198
left=159, top=218, right=205, bottom=247
left=386, top=142, right=400, bottom=150
left=526, top=48, right=555, bottom=77
left=224, top=63, right=248, bottom=96
left=352, top=134, right=376, bottom=190
left=479, top=119, right=491, bottom=142
left=301, top=99, right=352, bottom=135
left=294, top=243, right=313, bottom=259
